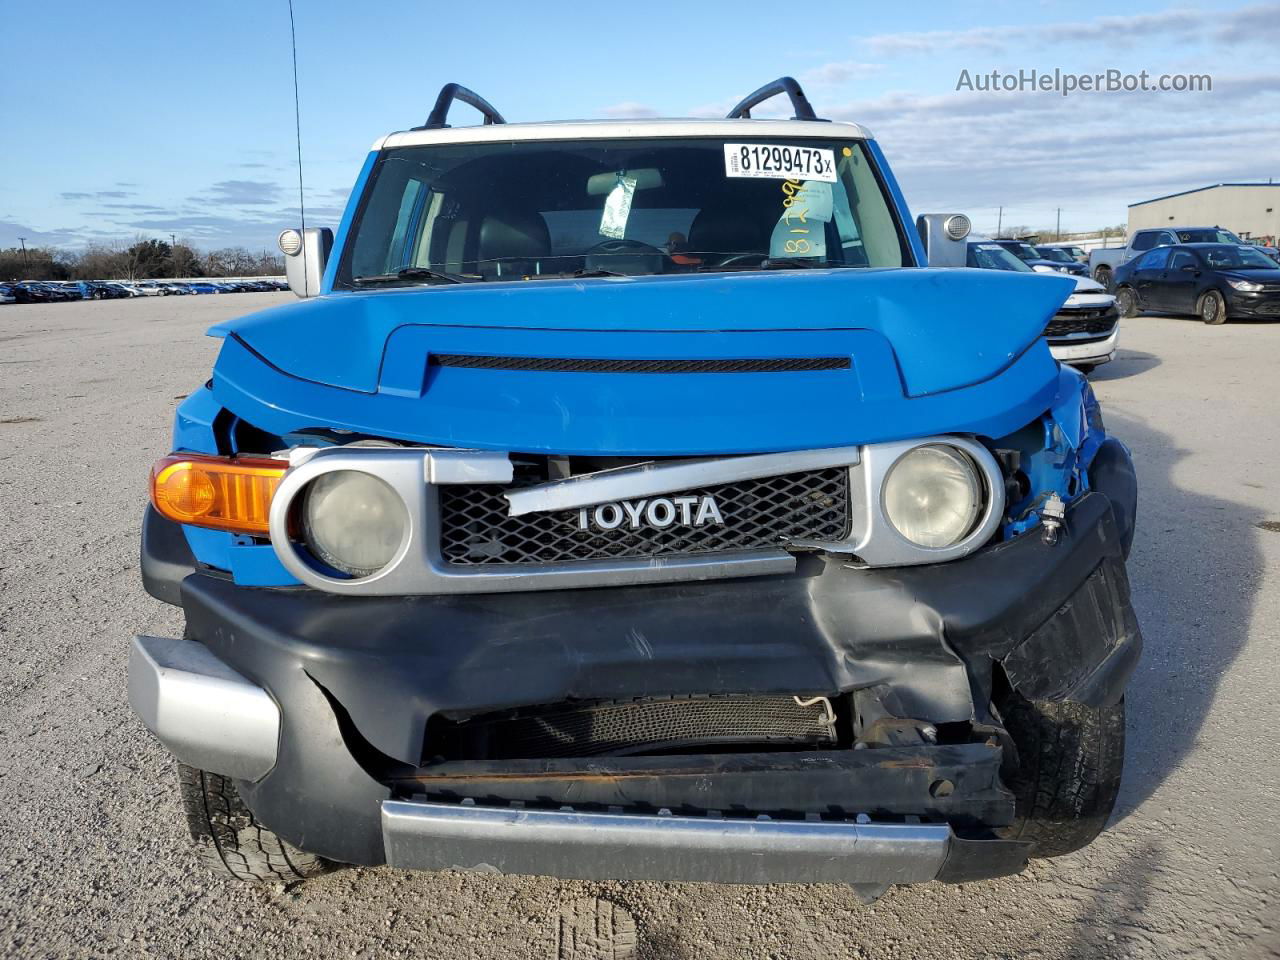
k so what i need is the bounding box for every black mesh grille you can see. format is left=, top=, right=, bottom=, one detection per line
left=439, top=468, right=851, bottom=565
left=429, top=696, right=837, bottom=760
left=1045, top=306, right=1119, bottom=339
left=432, top=354, right=849, bottom=374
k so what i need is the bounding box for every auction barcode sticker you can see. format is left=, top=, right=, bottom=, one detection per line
left=723, top=143, right=837, bottom=182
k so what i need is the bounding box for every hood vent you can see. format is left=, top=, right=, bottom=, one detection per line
left=431, top=354, right=850, bottom=374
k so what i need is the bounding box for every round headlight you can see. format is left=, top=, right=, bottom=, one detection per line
left=882, top=445, right=984, bottom=549
left=301, top=471, right=408, bottom=577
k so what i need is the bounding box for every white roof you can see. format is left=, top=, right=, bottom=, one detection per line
left=376, top=117, right=872, bottom=150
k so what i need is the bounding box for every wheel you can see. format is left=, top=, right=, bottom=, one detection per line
left=997, top=694, right=1125, bottom=858
left=1093, top=266, right=1113, bottom=290
left=1115, top=286, right=1138, bottom=318
left=177, top=763, right=330, bottom=882
left=1199, top=289, right=1227, bottom=325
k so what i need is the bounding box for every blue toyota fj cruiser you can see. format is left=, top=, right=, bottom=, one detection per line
left=130, top=79, right=1141, bottom=902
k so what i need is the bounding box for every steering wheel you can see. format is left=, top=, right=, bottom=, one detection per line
left=585, top=238, right=663, bottom=256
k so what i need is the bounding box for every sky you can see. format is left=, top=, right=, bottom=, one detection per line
left=3, top=0, right=1278, bottom=251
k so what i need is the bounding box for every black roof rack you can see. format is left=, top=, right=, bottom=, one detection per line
left=726, top=76, right=823, bottom=121
left=414, top=83, right=507, bottom=131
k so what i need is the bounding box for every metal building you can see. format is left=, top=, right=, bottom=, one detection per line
left=1127, top=182, right=1280, bottom=246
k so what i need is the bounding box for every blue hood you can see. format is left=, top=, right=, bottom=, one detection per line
left=209, top=268, right=1074, bottom=455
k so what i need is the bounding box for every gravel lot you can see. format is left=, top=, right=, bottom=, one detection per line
left=1, top=292, right=1277, bottom=959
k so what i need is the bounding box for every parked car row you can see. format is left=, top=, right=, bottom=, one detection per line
left=925, top=214, right=1280, bottom=345
left=966, top=238, right=1120, bottom=371
left=989, top=238, right=1089, bottom=277
left=0, top=278, right=287, bottom=304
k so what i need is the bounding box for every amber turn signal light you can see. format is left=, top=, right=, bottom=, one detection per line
left=150, top=454, right=288, bottom=534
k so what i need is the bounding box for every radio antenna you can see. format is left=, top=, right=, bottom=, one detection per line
left=287, top=0, right=309, bottom=293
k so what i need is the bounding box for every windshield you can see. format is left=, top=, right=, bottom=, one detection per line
left=967, top=243, right=1033, bottom=272
left=1000, top=242, right=1041, bottom=261
left=1177, top=228, right=1242, bottom=244
left=337, top=137, right=911, bottom=287
left=1040, top=248, right=1072, bottom=262
left=1201, top=245, right=1280, bottom=270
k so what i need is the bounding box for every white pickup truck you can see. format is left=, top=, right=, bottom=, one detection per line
left=1089, top=226, right=1242, bottom=289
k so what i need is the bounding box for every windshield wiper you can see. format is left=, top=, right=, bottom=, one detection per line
left=521, top=268, right=629, bottom=281
left=352, top=266, right=477, bottom=286
left=760, top=257, right=829, bottom=269
left=690, top=257, right=834, bottom=273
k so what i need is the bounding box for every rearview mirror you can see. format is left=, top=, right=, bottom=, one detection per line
left=586, top=169, right=664, bottom=195
left=278, top=227, right=334, bottom=298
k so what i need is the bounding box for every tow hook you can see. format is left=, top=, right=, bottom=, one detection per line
left=1040, top=492, right=1067, bottom=546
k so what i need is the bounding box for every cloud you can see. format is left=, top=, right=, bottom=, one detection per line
left=60, top=189, right=134, bottom=201
left=801, top=61, right=884, bottom=87
left=600, top=101, right=660, bottom=119
left=862, top=3, right=1279, bottom=56
left=202, top=179, right=284, bottom=206
left=0, top=219, right=87, bottom=248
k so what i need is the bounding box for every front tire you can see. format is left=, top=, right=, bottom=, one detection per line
left=998, top=694, right=1125, bottom=858
left=1093, top=266, right=1113, bottom=290
left=177, top=763, right=330, bottom=882
left=1115, top=286, right=1138, bottom=318
left=1199, top=289, right=1227, bottom=325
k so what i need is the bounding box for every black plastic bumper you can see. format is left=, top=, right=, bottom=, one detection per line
left=1227, top=291, right=1280, bottom=318
left=141, top=487, right=1142, bottom=874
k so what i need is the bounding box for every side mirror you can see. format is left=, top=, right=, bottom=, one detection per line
left=915, top=213, right=972, bottom=267
left=278, top=227, right=333, bottom=298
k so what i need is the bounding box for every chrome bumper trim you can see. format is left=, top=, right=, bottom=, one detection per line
left=504, top=445, right=862, bottom=517
left=381, top=801, right=952, bottom=885
left=128, top=635, right=279, bottom=781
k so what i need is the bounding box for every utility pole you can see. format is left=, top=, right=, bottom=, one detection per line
left=170, top=233, right=178, bottom=277
left=1056, top=208, right=1062, bottom=240
left=996, top=207, right=1003, bottom=237
left=18, top=236, right=28, bottom=265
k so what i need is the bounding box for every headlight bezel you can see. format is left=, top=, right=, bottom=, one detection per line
left=268, top=448, right=426, bottom=591
left=839, top=436, right=1006, bottom=567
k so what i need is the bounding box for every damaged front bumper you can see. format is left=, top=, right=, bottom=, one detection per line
left=1049, top=326, right=1119, bottom=367
left=131, top=490, right=1141, bottom=888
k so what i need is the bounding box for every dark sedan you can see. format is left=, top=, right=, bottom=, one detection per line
left=1113, top=243, right=1280, bottom=324
left=12, top=282, right=68, bottom=303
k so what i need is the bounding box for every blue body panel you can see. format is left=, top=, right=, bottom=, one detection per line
left=865, top=139, right=927, bottom=267
left=208, top=268, right=1074, bottom=456
left=320, top=150, right=378, bottom=295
